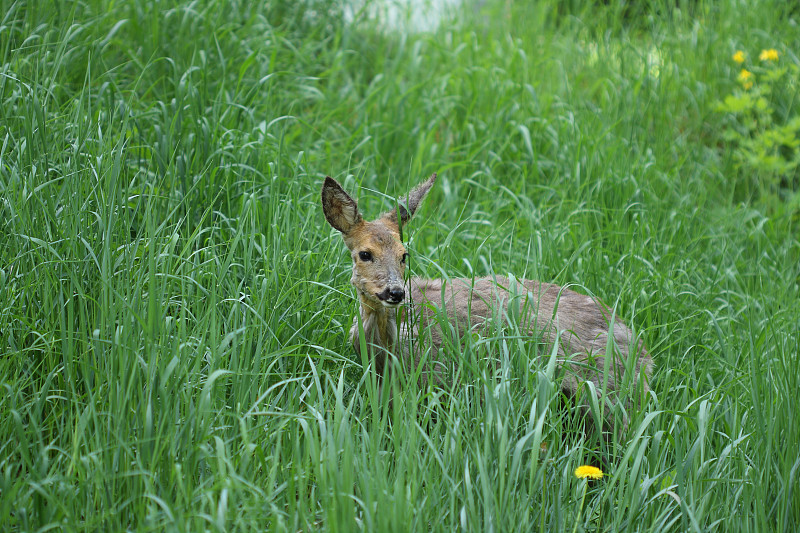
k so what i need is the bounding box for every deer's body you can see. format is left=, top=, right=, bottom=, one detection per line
left=323, top=174, right=652, bottom=409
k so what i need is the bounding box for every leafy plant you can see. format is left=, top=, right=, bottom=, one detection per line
left=716, top=47, right=800, bottom=213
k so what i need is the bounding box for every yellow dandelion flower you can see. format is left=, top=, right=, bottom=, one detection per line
left=574, top=465, right=604, bottom=480
left=743, top=81, right=753, bottom=90
left=738, top=69, right=753, bottom=83
left=759, top=49, right=779, bottom=61
left=732, top=50, right=746, bottom=63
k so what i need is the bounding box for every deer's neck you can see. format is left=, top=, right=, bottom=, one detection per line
left=351, top=295, right=401, bottom=374
left=360, top=295, right=398, bottom=348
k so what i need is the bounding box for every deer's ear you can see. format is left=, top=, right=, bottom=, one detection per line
left=321, top=177, right=362, bottom=234
left=398, top=173, right=436, bottom=226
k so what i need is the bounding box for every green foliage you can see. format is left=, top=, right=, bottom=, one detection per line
left=716, top=49, right=800, bottom=212
left=1, top=0, right=799, bottom=531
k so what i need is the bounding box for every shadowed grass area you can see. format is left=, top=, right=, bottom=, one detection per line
left=1, top=0, right=799, bottom=531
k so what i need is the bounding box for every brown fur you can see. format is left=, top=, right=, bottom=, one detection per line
left=321, top=175, right=653, bottom=421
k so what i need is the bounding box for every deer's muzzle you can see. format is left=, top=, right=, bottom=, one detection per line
left=376, top=286, right=405, bottom=305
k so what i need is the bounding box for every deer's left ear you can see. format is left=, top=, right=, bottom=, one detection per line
left=393, top=173, right=436, bottom=227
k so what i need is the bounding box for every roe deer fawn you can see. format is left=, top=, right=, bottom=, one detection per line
left=322, top=174, right=653, bottom=424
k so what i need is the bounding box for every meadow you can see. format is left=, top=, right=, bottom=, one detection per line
left=1, top=0, right=799, bottom=531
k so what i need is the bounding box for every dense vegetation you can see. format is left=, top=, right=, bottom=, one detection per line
left=1, top=0, right=798, bottom=530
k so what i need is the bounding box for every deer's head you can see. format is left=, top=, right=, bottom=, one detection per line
left=321, top=174, right=436, bottom=308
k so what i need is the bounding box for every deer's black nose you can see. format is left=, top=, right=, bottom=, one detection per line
left=377, top=287, right=405, bottom=304
left=376, top=287, right=406, bottom=304
left=388, top=287, right=405, bottom=303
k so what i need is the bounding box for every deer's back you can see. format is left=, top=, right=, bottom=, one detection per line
left=407, top=276, right=652, bottom=392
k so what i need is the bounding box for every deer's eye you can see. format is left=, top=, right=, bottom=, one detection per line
left=400, top=253, right=409, bottom=264
left=358, top=251, right=373, bottom=262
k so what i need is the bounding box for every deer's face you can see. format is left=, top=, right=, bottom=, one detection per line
left=321, top=174, right=436, bottom=308
left=344, top=218, right=408, bottom=307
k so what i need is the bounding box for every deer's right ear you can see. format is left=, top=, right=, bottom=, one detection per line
left=321, top=177, right=362, bottom=234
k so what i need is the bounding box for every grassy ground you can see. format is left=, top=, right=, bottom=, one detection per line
left=2, top=0, right=799, bottom=531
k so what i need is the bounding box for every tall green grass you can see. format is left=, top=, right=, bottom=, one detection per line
left=1, top=0, right=799, bottom=531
